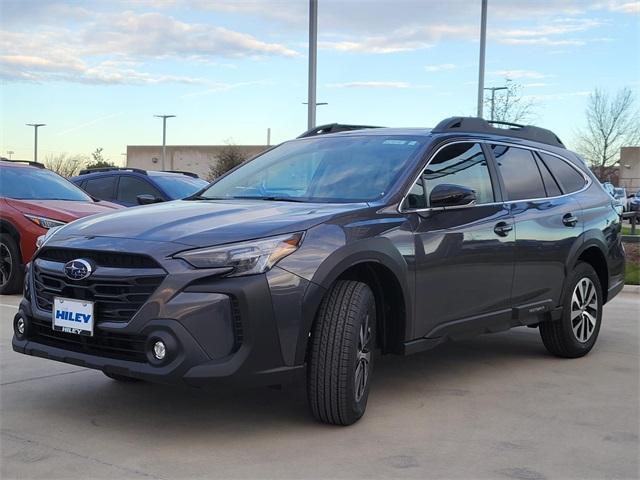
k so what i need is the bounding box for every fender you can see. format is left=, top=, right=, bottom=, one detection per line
left=560, top=229, right=610, bottom=307
left=286, top=231, right=414, bottom=365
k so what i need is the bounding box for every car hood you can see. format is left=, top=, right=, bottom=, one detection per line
left=5, top=198, right=121, bottom=222
left=55, top=199, right=368, bottom=247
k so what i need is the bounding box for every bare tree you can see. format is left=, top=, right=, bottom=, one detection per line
left=44, top=153, right=87, bottom=177
left=577, top=87, right=640, bottom=179
left=207, top=143, right=247, bottom=181
left=486, top=79, right=537, bottom=124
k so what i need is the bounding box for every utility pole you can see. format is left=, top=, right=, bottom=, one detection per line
left=484, top=86, right=508, bottom=121
left=307, top=0, right=318, bottom=130
left=154, top=115, right=175, bottom=171
left=26, top=123, right=46, bottom=162
left=476, top=0, right=488, bottom=118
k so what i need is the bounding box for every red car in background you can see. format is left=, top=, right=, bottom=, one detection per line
left=0, top=160, right=122, bottom=294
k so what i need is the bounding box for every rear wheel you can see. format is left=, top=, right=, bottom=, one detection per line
left=307, top=280, right=376, bottom=426
left=0, top=234, right=23, bottom=295
left=539, top=262, right=603, bottom=358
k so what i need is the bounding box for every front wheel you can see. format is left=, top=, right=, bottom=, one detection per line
left=0, top=233, right=23, bottom=295
left=307, top=280, right=376, bottom=426
left=539, top=262, right=603, bottom=358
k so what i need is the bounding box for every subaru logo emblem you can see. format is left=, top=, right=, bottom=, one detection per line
left=64, top=259, right=93, bottom=281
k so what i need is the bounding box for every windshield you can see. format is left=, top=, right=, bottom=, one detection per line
left=0, top=167, right=92, bottom=201
left=613, top=188, right=625, bottom=197
left=152, top=175, right=208, bottom=199
left=200, top=135, right=426, bottom=203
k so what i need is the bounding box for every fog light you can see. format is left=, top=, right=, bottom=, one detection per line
left=16, top=317, right=25, bottom=335
left=152, top=340, right=166, bottom=360
left=14, top=313, right=29, bottom=340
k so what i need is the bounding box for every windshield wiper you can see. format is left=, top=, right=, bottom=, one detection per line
left=231, top=196, right=308, bottom=203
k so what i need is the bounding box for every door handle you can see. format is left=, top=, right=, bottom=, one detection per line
left=494, top=221, right=513, bottom=237
left=562, top=213, right=578, bottom=227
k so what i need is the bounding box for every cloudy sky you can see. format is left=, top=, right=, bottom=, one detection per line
left=1, top=0, right=638, bottom=163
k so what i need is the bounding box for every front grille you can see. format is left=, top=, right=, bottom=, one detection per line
left=30, top=318, right=147, bottom=362
left=38, top=248, right=159, bottom=268
left=32, top=253, right=165, bottom=324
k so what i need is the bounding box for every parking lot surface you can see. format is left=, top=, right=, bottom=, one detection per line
left=1, top=291, right=638, bottom=479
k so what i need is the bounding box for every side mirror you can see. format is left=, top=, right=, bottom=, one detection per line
left=136, top=194, right=163, bottom=205
left=429, top=184, right=477, bottom=208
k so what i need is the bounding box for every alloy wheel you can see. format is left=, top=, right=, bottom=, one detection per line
left=354, top=314, right=372, bottom=402
left=0, top=242, right=12, bottom=287
left=570, top=277, right=598, bottom=343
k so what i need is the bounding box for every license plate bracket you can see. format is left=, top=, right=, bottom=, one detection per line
left=52, top=297, right=95, bottom=336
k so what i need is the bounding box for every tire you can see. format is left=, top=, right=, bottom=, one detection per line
left=539, top=262, right=603, bottom=358
left=103, top=372, right=143, bottom=383
left=0, top=233, right=23, bottom=295
left=307, top=280, right=376, bottom=426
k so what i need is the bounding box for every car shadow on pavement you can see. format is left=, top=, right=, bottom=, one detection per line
left=16, top=327, right=558, bottom=434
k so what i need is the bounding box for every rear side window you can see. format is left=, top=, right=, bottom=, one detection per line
left=84, top=176, right=116, bottom=200
left=117, top=176, right=162, bottom=204
left=492, top=145, right=545, bottom=201
left=538, top=153, right=586, bottom=194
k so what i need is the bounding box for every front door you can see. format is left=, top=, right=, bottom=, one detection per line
left=406, top=142, right=515, bottom=339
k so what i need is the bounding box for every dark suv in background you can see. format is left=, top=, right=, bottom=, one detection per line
left=71, top=168, right=208, bottom=206
left=13, top=117, right=625, bottom=425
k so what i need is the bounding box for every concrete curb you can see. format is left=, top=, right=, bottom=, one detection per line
left=622, top=235, right=639, bottom=243
left=623, top=284, right=640, bottom=294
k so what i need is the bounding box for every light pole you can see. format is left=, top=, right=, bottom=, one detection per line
left=484, top=86, right=508, bottom=122
left=307, top=0, right=318, bottom=130
left=6, top=150, right=14, bottom=160
left=26, top=123, right=46, bottom=162
left=476, top=0, right=488, bottom=118
left=154, top=115, right=175, bottom=171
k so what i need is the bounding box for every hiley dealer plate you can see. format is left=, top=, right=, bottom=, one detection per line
left=53, top=297, right=94, bottom=336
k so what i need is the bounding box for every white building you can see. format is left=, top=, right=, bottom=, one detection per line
left=619, top=146, right=640, bottom=192
left=126, top=145, right=268, bottom=179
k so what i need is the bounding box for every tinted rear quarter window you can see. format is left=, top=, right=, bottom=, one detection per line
left=84, top=176, right=116, bottom=200
left=538, top=153, right=586, bottom=194
left=535, top=157, right=562, bottom=197
left=492, top=145, right=545, bottom=201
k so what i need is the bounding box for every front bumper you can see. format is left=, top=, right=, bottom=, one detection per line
left=12, top=240, right=316, bottom=387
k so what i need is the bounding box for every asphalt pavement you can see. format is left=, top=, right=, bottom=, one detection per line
left=1, top=290, right=638, bottom=479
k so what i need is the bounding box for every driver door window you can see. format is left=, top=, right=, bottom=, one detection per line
left=404, top=143, right=494, bottom=209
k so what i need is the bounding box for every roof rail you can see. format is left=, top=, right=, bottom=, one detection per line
left=0, top=158, right=45, bottom=168
left=163, top=170, right=199, bottom=178
left=432, top=117, right=565, bottom=149
left=297, top=123, right=382, bottom=138
left=78, top=167, right=148, bottom=175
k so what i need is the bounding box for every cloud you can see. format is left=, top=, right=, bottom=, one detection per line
left=499, top=37, right=587, bottom=46
left=425, top=63, right=457, bottom=72
left=491, top=70, right=555, bottom=79
left=0, top=10, right=298, bottom=85
left=326, top=81, right=431, bottom=89
left=181, top=80, right=272, bottom=98
left=602, top=1, right=640, bottom=14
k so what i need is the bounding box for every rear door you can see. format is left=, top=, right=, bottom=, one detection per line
left=83, top=175, right=117, bottom=202
left=490, top=144, right=585, bottom=317
left=408, top=141, right=515, bottom=339
left=115, top=175, right=164, bottom=207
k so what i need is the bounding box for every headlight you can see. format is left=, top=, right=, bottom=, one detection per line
left=35, top=225, right=63, bottom=249
left=24, top=214, right=66, bottom=229
left=174, top=232, right=304, bottom=276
